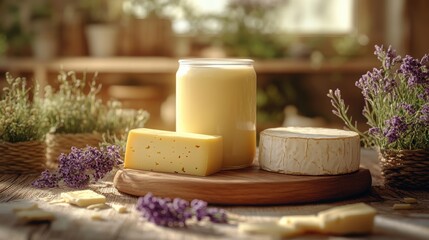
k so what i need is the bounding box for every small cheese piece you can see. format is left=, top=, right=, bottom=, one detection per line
left=238, top=221, right=304, bottom=238
left=90, top=213, right=105, bottom=221
left=402, top=197, right=418, bottom=204
left=16, top=209, right=55, bottom=223
left=49, top=198, right=67, bottom=204
left=318, top=203, right=376, bottom=235
left=87, top=203, right=110, bottom=210
left=61, top=190, right=106, bottom=207
left=112, top=204, right=128, bottom=213
left=393, top=203, right=412, bottom=210
left=12, top=202, right=39, bottom=212
left=278, top=215, right=322, bottom=232
left=124, top=128, right=223, bottom=176
left=259, top=127, right=360, bottom=175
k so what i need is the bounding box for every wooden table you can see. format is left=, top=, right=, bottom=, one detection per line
left=1, top=149, right=428, bottom=240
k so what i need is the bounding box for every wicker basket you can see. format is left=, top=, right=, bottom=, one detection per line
left=379, top=149, right=429, bottom=189
left=0, top=141, right=47, bottom=174
left=46, top=133, right=102, bottom=165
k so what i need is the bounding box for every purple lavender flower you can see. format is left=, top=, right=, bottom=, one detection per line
left=400, top=103, right=416, bottom=115
left=58, top=150, right=91, bottom=188
left=399, top=55, right=429, bottom=87
left=384, top=116, right=408, bottom=143
left=206, top=207, right=228, bottom=223
left=368, top=127, right=381, bottom=136
left=32, top=145, right=122, bottom=188
left=136, top=193, right=228, bottom=228
left=136, top=193, right=189, bottom=227
left=31, top=170, right=59, bottom=188
left=419, top=104, right=429, bottom=124
left=356, top=68, right=388, bottom=97
left=374, top=45, right=401, bottom=69
left=191, top=199, right=208, bottom=221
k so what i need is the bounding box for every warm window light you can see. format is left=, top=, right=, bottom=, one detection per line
left=123, top=0, right=355, bottom=35
left=279, top=0, right=354, bottom=34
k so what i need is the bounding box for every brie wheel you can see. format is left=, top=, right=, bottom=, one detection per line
left=259, top=127, right=360, bottom=175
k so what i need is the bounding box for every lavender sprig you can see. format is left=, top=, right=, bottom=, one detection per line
left=32, top=145, right=123, bottom=188
left=136, top=193, right=228, bottom=227
left=327, top=45, right=429, bottom=150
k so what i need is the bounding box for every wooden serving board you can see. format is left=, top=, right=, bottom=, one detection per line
left=113, top=166, right=372, bottom=205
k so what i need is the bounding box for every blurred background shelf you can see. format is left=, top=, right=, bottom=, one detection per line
left=0, top=57, right=379, bottom=131
left=0, top=0, right=428, bottom=131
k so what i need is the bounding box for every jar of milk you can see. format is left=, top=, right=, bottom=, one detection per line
left=176, top=59, right=256, bottom=169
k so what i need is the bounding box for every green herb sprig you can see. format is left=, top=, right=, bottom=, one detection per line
left=44, top=70, right=103, bottom=134
left=44, top=70, right=149, bottom=147
left=0, top=73, right=49, bottom=143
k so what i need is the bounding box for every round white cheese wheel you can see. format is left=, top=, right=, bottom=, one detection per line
left=259, top=127, right=360, bottom=175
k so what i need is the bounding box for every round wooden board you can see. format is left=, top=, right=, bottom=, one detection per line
left=114, top=166, right=372, bottom=205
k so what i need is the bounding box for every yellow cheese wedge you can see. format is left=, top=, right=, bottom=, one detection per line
left=279, top=215, right=322, bottom=232
left=124, top=128, right=223, bottom=176
left=318, top=203, right=376, bottom=235
left=61, top=190, right=106, bottom=207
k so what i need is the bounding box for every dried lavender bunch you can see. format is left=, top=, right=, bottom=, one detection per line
left=0, top=73, right=49, bottom=143
left=136, top=193, right=228, bottom=228
left=32, top=145, right=123, bottom=188
left=328, top=45, right=429, bottom=150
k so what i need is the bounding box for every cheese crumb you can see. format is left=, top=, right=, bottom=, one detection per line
left=87, top=203, right=110, bottom=211
left=91, top=214, right=105, bottom=221
left=12, top=202, right=39, bottom=212
left=112, top=204, right=128, bottom=213
left=402, top=197, right=417, bottom=204
left=49, top=198, right=67, bottom=204
left=16, top=209, right=55, bottom=223
left=393, top=203, right=412, bottom=210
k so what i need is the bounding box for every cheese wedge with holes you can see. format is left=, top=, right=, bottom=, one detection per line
left=259, top=127, right=360, bottom=175
left=124, top=128, right=223, bottom=176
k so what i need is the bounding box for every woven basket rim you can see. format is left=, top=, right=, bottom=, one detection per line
left=378, top=148, right=428, bottom=189
left=47, top=132, right=102, bottom=137
left=378, top=148, right=429, bottom=153
left=0, top=140, right=46, bottom=146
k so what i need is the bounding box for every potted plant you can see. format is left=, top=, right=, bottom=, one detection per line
left=0, top=73, right=50, bottom=173
left=0, top=2, right=32, bottom=57
left=30, top=1, right=58, bottom=60
left=123, top=0, right=188, bottom=56
left=44, top=70, right=150, bottom=164
left=215, top=0, right=285, bottom=59
left=328, top=45, right=429, bottom=189
left=80, top=0, right=121, bottom=57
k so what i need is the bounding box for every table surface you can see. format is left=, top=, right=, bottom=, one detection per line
left=1, top=149, right=428, bottom=240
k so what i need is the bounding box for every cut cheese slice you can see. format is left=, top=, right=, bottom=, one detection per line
left=238, top=221, right=304, bottom=238
left=278, top=215, right=321, bottom=232
left=259, top=127, right=360, bottom=175
left=318, top=203, right=376, bottom=235
left=124, top=128, right=223, bottom=176
left=61, top=190, right=106, bottom=207
left=16, top=209, right=55, bottom=223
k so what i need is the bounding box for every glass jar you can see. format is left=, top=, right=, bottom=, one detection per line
left=176, top=59, right=256, bottom=169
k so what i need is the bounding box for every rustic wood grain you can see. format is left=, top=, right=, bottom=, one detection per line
left=1, top=149, right=429, bottom=240
left=113, top=167, right=372, bottom=205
